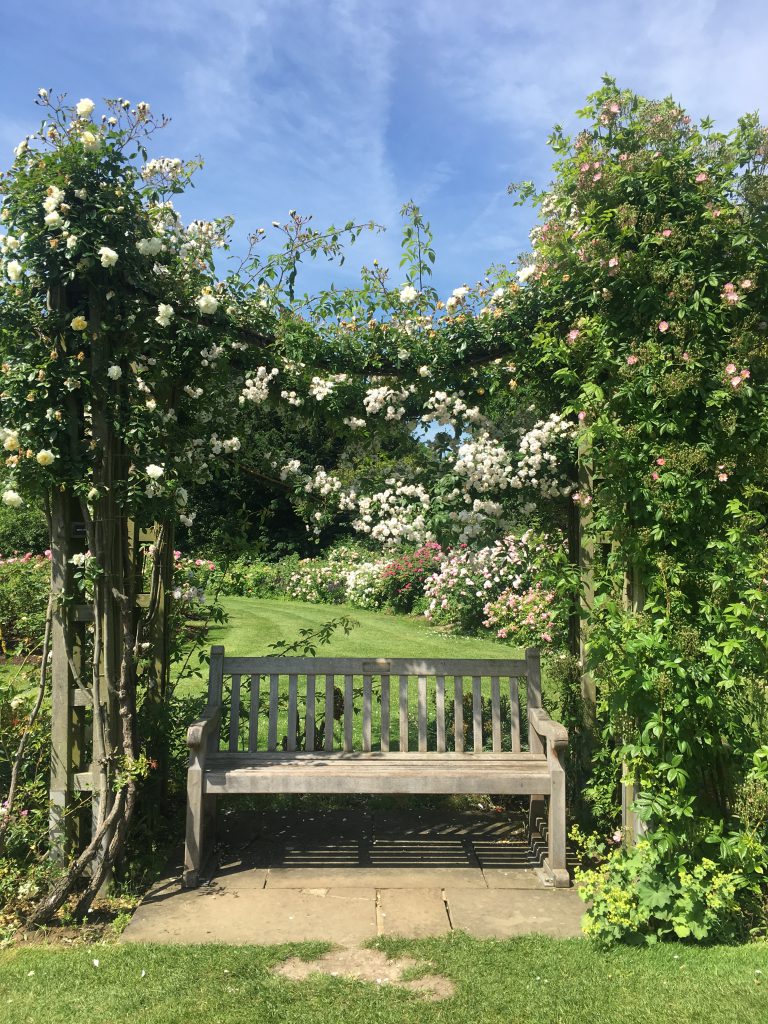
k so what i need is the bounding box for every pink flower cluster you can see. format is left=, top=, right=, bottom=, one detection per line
left=725, top=363, right=750, bottom=389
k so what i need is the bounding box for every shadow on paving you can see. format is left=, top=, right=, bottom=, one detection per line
left=122, top=797, right=584, bottom=943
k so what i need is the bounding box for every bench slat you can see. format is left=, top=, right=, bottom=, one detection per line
left=472, top=676, right=482, bottom=752
left=510, top=677, right=521, bottom=752
left=454, top=677, right=464, bottom=753
left=399, top=676, right=409, bottom=752
left=287, top=674, right=298, bottom=752
left=362, top=674, right=372, bottom=752
left=435, top=675, right=446, bottom=753
left=229, top=674, right=241, bottom=752
left=344, top=674, right=353, bottom=753
left=306, top=674, right=316, bottom=752
left=324, top=675, right=334, bottom=752
left=268, top=674, right=279, bottom=752
left=248, top=674, right=260, bottom=752
left=417, top=675, right=427, bottom=752
left=491, top=676, right=501, bottom=753
left=222, top=656, right=528, bottom=677
left=380, top=674, right=390, bottom=752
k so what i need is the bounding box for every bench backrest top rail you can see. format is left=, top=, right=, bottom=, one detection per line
left=205, top=646, right=543, bottom=757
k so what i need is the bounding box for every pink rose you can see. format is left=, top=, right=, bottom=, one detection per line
left=726, top=363, right=737, bottom=374
left=658, top=321, right=669, bottom=332
left=593, top=172, right=602, bottom=182
left=718, top=472, right=728, bottom=482
left=695, top=172, right=708, bottom=182
left=656, top=457, right=666, bottom=466
left=740, top=369, right=750, bottom=379
left=568, top=329, right=580, bottom=342
left=731, top=377, right=742, bottom=388
left=578, top=411, right=587, bottom=422
left=662, top=228, right=672, bottom=237
left=651, top=472, right=660, bottom=481
left=627, top=354, right=638, bottom=365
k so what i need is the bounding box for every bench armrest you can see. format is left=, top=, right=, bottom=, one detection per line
left=529, top=707, right=568, bottom=753
left=187, top=706, right=222, bottom=750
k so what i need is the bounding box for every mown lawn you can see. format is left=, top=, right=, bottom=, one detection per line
left=1, top=934, right=765, bottom=1024
left=210, top=596, right=518, bottom=660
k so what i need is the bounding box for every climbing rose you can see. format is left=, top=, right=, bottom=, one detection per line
left=35, top=450, right=55, bottom=466
left=196, top=293, right=219, bottom=315
left=98, top=246, right=118, bottom=268
left=2, top=489, right=23, bottom=508
left=70, top=316, right=87, bottom=331
left=6, top=260, right=22, bottom=282
left=76, top=97, right=95, bottom=118
left=626, top=355, right=638, bottom=365
left=145, top=464, right=164, bottom=480
left=107, top=365, right=122, bottom=380
left=399, top=285, right=418, bottom=303
left=658, top=320, right=669, bottom=332
left=155, top=303, right=174, bottom=327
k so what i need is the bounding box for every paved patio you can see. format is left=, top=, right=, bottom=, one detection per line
left=122, top=805, right=584, bottom=944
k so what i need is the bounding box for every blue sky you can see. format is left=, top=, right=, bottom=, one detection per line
left=1, top=1, right=766, bottom=296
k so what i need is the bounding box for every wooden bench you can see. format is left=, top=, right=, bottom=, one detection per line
left=184, top=646, right=570, bottom=887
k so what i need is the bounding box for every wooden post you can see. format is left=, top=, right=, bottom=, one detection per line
left=49, top=491, right=90, bottom=860
left=622, top=563, right=647, bottom=844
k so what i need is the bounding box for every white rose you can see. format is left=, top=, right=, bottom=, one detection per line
left=399, top=284, right=418, bottom=304
left=452, top=285, right=469, bottom=300
left=66, top=235, right=78, bottom=251
left=35, top=449, right=56, bottom=466
left=70, top=315, right=88, bottom=331
left=6, top=260, right=22, bottom=282
left=155, top=303, right=174, bottom=327
left=145, top=464, right=164, bottom=480
left=107, top=365, right=122, bottom=380
left=196, top=293, right=219, bottom=315
left=3, top=433, right=19, bottom=451
left=136, top=237, right=163, bottom=257
left=13, top=140, right=28, bottom=157
left=516, top=264, right=536, bottom=283
left=44, top=211, right=62, bottom=228
left=98, top=246, right=118, bottom=268
left=76, top=98, right=96, bottom=118
left=80, top=131, right=100, bottom=151
left=446, top=296, right=458, bottom=312
left=2, top=489, right=23, bottom=508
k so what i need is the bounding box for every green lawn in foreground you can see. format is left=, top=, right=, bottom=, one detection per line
left=1, top=935, right=765, bottom=1024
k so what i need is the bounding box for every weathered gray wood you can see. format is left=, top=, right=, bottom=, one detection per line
left=207, top=647, right=226, bottom=754
left=380, top=675, right=390, bottom=752
left=362, top=674, right=372, bottom=752
left=287, top=674, right=298, bottom=752
left=435, top=675, right=446, bottom=753
left=417, top=675, right=427, bottom=752
left=184, top=647, right=572, bottom=890
left=454, top=677, right=464, bottom=752
left=221, top=656, right=528, bottom=677
left=268, top=674, right=279, bottom=752
left=491, top=676, right=501, bottom=753
left=509, top=678, right=521, bottom=752
left=526, top=649, right=543, bottom=755
left=248, top=674, right=260, bottom=752
left=229, top=674, right=241, bottom=752
left=399, top=676, right=409, bottom=752
left=472, top=676, right=482, bottom=752
left=324, top=675, right=334, bottom=752
left=305, top=674, right=316, bottom=752
left=343, top=674, right=353, bottom=753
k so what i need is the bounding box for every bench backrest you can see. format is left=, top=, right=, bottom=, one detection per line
left=206, top=647, right=543, bottom=755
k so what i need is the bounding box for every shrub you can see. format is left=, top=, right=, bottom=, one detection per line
left=0, top=555, right=50, bottom=655
left=0, top=503, right=48, bottom=557
left=378, top=542, right=442, bottom=612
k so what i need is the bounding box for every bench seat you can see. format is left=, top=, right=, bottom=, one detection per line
left=203, top=751, right=552, bottom=795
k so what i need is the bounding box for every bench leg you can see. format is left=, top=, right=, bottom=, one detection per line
left=543, top=765, right=570, bottom=888
left=184, top=768, right=215, bottom=887
left=528, top=794, right=546, bottom=843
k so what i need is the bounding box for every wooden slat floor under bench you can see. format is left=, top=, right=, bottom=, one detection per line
left=184, top=646, right=570, bottom=888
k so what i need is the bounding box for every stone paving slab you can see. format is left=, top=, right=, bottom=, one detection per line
left=265, top=866, right=487, bottom=888
left=482, top=867, right=543, bottom=889
left=378, top=889, right=451, bottom=938
left=123, top=887, right=378, bottom=945
left=445, top=887, right=584, bottom=938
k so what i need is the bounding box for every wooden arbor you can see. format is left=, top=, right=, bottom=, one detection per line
left=48, top=491, right=174, bottom=865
